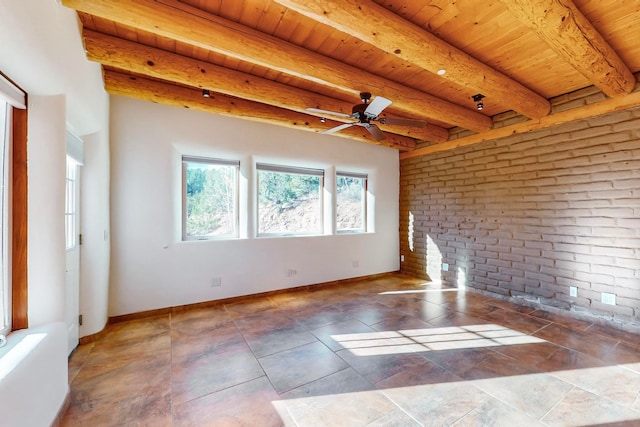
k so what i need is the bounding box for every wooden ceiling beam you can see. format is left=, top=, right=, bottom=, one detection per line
left=83, top=30, right=445, bottom=143
left=275, top=0, right=551, bottom=120
left=103, top=71, right=417, bottom=151
left=499, top=0, right=635, bottom=98
left=61, top=0, right=490, bottom=132
left=400, top=83, right=640, bottom=160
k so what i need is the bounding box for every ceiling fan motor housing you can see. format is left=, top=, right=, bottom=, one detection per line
left=352, top=103, right=371, bottom=123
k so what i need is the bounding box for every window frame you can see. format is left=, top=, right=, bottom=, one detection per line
left=0, top=68, right=29, bottom=333
left=336, top=171, right=368, bottom=234
left=256, top=162, right=325, bottom=237
left=0, top=101, right=10, bottom=336
left=181, top=155, right=240, bottom=241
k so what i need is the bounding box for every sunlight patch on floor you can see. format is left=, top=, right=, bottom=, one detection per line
left=271, top=364, right=640, bottom=426
left=331, top=324, right=546, bottom=356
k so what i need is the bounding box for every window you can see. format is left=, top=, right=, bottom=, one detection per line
left=257, top=163, right=324, bottom=236
left=0, top=72, right=26, bottom=335
left=0, top=100, right=10, bottom=335
left=336, top=172, right=367, bottom=233
left=65, top=156, right=78, bottom=250
left=182, top=156, right=239, bottom=240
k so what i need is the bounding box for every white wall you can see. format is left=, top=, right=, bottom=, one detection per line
left=0, top=0, right=106, bottom=136
left=79, top=130, right=111, bottom=337
left=110, top=96, right=400, bottom=316
left=0, top=0, right=111, bottom=336
left=27, top=95, right=67, bottom=326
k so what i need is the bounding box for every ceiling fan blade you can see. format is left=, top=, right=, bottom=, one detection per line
left=378, top=117, right=427, bottom=128
left=306, top=108, right=352, bottom=119
left=364, top=96, right=392, bottom=118
left=364, top=124, right=387, bottom=141
left=321, top=122, right=356, bottom=135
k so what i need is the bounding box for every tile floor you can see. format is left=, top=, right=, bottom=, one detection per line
left=63, top=274, right=640, bottom=426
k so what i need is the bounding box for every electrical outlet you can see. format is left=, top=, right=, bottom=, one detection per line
left=352, top=260, right=359, bottom=268
left=400, top=255, right=405, bottom=262
left=211, top=277, right=222, bottom=287
left=442, top=263, right=449, bottom=272
left=287, top=269, right=297, bottom=277
left=569, top=286, right=578, bottom=297
left=601, top=292, right=616, bottom=305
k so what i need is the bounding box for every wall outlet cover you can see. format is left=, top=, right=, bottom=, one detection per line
left=569, top=286, right=578, bottom=297
left=601, top=292, right=616, bottom=305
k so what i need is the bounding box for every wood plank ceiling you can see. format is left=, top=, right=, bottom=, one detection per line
left=61, top=0, right=640, bottom=156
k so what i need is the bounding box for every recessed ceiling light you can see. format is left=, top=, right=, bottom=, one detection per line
left=437, top=69, right=447, bottom=76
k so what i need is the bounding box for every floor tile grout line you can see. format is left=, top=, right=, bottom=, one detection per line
left=631, top=388, right=640, bottom=414
left=174, top=374, right=271, bottom=408
left=447, top=392, right=492, bottom=427
left=243, top=319, right=346, bottom=358
left=274, top=366, right=355, bottom=397
left=620, top=363, right=640, bottom=377
left=223, top=302, right=274, bottom=393
left=546, top=377, right=640, bottom=413
left=471, top=372, right=575, bottom=423
left=532, top=321, right=554, bottom=335
left=174, top=292, right=277, bottom=408
left=223, top=300, right=361, bottom=398
left=373, top=389, right=424, bottom=427
left=589, top=382, right=640, bottom=411
left=530, top=320, right=624, bottom=362
left=538, top=384, right=576, bottom=423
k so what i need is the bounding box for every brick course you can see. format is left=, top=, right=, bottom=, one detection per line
left=400, top=93, right=640, bottom=328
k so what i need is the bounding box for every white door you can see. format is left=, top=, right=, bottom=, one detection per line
left=65, top=156, right=80, bottom=355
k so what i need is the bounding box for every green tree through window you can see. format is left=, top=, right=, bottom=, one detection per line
left=337, top=173, right=367, bottom=232
left=257, top=164, right=323, bottom=235
left=183, top=157, right=238, bottom=239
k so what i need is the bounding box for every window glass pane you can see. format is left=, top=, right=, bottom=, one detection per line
left=258, top=166, right=323, bottom=235
left=336, top=173, right=366, bottom=232
left=65, top=156, right=77, bottom=250
left=184, top=158, right=238, bottom=240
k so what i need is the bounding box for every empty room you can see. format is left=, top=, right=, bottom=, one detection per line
left=1, top=0, right=640, bottom=425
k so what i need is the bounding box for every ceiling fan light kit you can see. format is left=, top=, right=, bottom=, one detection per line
left=473, top=94, right=485, bottom=111
left=307, top=92, right=427, bottom=141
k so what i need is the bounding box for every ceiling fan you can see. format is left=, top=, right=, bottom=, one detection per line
left=307, top=92, right=427, bottom=141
